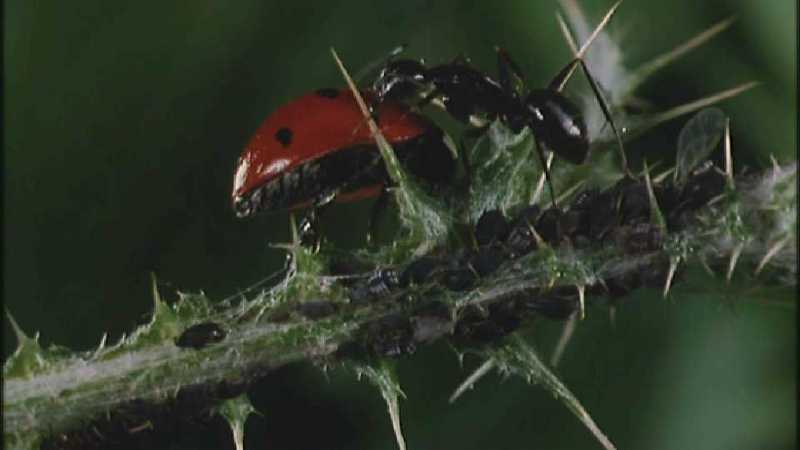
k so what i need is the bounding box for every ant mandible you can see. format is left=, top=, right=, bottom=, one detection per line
left=370, top=30, right=629, bottom=205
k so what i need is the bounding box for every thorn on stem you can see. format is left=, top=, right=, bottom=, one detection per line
left=723, top=118, right=734, bottom=189
left=755, top=237, right=789, bottom=276
left=726, top=243, right=745, bottom=283
left=551, top=313, right=578, bottom=367
left=577, top=284, right=586, bottom=319
left=663, top=258, right=679, bottom=299
left=450, top=358, right=496, bottom=404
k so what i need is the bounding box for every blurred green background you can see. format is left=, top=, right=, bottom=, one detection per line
left=4, top=1, right=795, bottom=449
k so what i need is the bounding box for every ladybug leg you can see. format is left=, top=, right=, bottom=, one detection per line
left=298, top=189, right=340, bottom=250
left=298, top=211, right=322, bottom=250
left=366, top=186, right=391, bottom=245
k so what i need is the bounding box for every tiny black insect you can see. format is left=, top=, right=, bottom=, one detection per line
left=519, top=287, right=579, bottom=320
left=468, top=245, right=507, bottom=278
left=349, top=268, right=401, bottom=304
left=474, top=209, right=510, bottom=246
left=358, top=313, right=417, bottom=358
left=296, top=300, right=339, bottom=319
left=535, top=208, right=563, bottom=244
left=454, top=303, right=521, bottom=345
left=399, top=256, right=445, bottom=287
left=175, top=322, right=227, bottom=350
left=505, top=205, right=541, bottom=257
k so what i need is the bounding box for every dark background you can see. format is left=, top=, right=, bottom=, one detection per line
left=4, top=1, right=796, bottom=449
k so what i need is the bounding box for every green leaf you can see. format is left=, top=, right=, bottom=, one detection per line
left=216, top=394, right=258, bottom=450
left=355, top=360, right=407, bottom=450
left=490, top=336, right=617, bottom=450
left=468, top=121, right=541, bottom=221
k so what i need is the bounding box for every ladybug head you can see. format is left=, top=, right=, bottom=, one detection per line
left=372, top=59, right=428, bottom=105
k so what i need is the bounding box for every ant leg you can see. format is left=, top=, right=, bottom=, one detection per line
left=574, top=58, right=631, bottom=177
left=547, top=57, right=631, bottom=177
left=495, top=47, right=527, bottom=97
left=534, top=137, right=558, bottom=209
left=547, top=59, right=580, bottom=93
left=366, top=186, right=391, bottom=245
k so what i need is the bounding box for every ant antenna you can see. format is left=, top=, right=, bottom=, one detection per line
left=354, top=44, right=407, bottom=84
left=575, top=58, right=630, bottom=177
left=553, top=0, right=631, bottom=177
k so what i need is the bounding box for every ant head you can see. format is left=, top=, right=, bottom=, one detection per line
left=372, top=59, right=428, bottom=104
left=522, top=89, right=589, bottom=165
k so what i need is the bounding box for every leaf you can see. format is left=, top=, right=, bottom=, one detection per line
left=675, top=107, right=727, bottom=184
left=355, top=361, right=407, bottom=450
left=215, top=394, right=258, bottom=450
left=468, top=121, right=541, bottom=221
left=490, top=336, right=617, bottom=450
left=449, top=358, right=496, bottom=403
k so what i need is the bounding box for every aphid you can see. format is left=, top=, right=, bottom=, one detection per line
left=614, top=222, right=664, bottom=255
left=175, top=322, right=226, bottom=350
left=349, top=268, right=401, bottom=304
left=399, top=256, right=445, bottom=287
left=468, top=245, right=507, bottom=278
left=505, top=206, right=541, bottom=257
left=535, top=208, right=563, bottom=244
left=295, top=300, right=339, bottom=320
left=454, top=303, right=521, bottom=345
left=441, top=266, right=478, bottom=292
left=474, top=209, right=511, bottom=246
left=519, top=287, right=579, bottom=320
left=365, top=313, right=416, bottom=357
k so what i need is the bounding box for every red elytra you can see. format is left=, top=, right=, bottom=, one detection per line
left=232, top=88, right=452, bottom=218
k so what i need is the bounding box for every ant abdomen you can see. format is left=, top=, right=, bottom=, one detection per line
left=523, top=89, right=589, bottom=165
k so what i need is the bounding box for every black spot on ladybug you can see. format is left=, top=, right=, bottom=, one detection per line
left=315, top=88, right=340, bottom=98
left=275, top=127, right=293, bottom=148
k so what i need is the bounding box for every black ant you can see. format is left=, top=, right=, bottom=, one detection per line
left=370, top=45, right=629, bottom=205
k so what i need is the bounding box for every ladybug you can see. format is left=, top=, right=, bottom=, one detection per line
left=231, top=88, right=455, bottom=228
